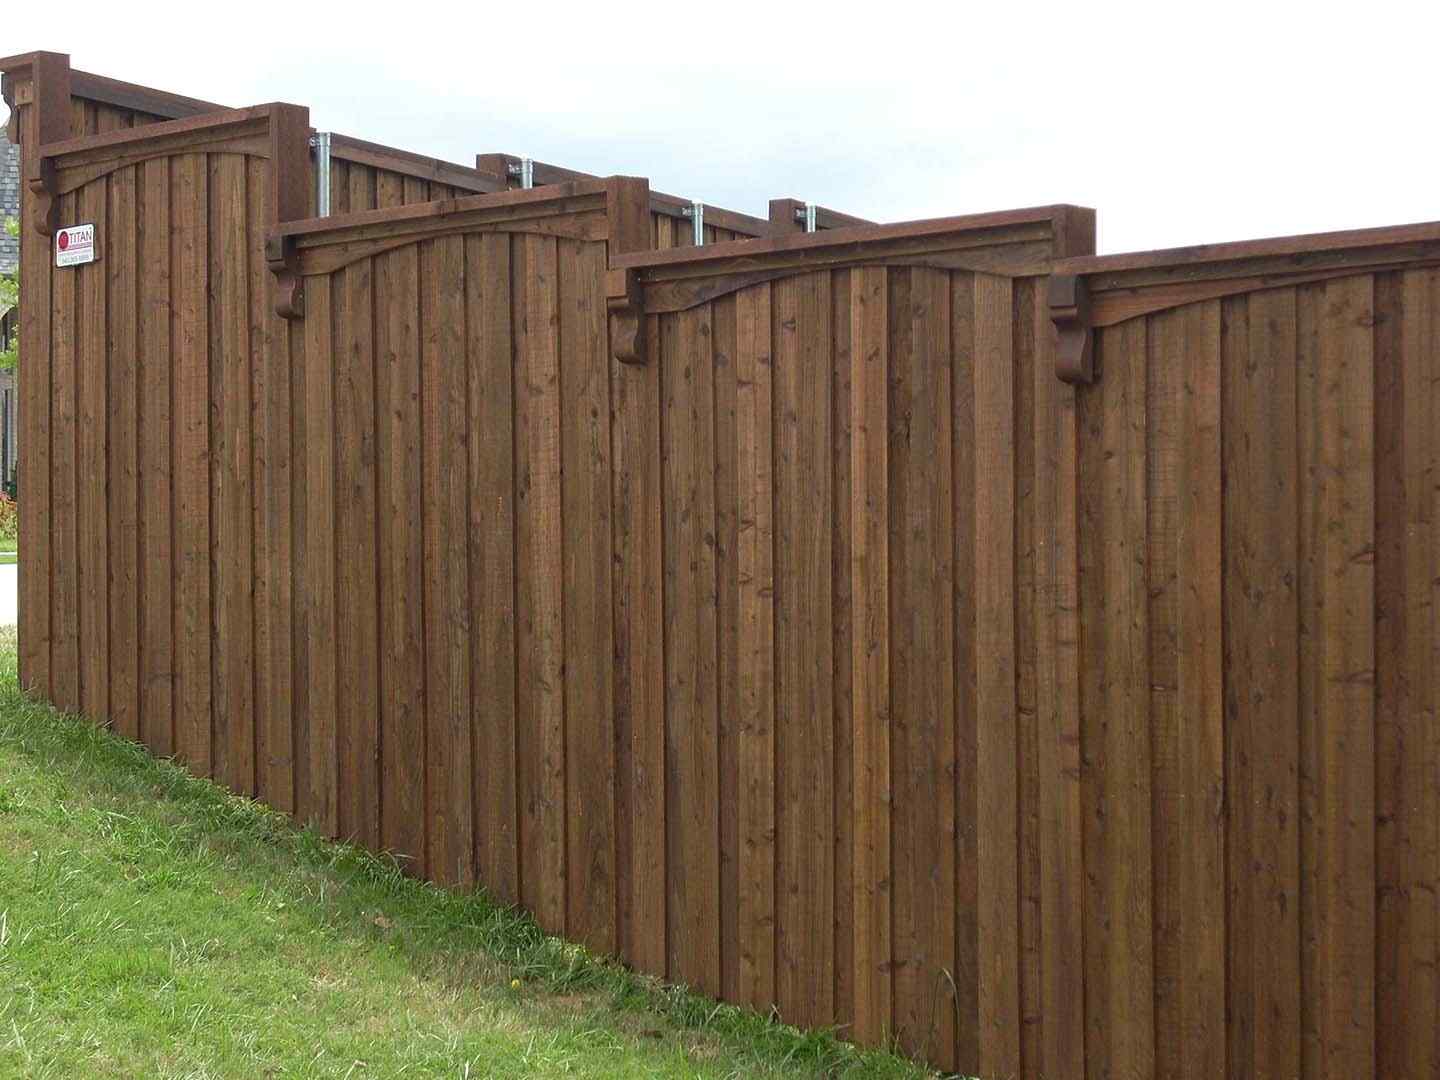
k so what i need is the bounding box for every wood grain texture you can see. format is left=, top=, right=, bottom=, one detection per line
left=735, top=283, right=776, bottom=1009
left=560, top=238, right=616, bottom=951
left=468, top=232, right=519, bottom=906
left=16, top=92, right=52, bottom=696
left=138, top=157, right=174, bottom=757
left=421, top=234, right=474, bottom=887
left=77, top=177, right=109, bottom=724
left=212, top=152, right=254, bottom=794
left=773, top=272, right=834, bottom=1029
left=515, top=234, right=567, bottom=934
left=662, top=302, right=721, bottom=995
left=173, top=154, right=211, bottom=775
left=1224, top=287, right=1302, bottom=1079
left=849, top=266, right=890, bottom=1045
left=972, top=272, right=1016, bottom=1078
left=1034, top=269, right=1085, bottom=1080
left=1313, top=274, right=1377, bottom=1076
left=106, top=159, right=140, bottom=742
left=376, top=242, right=427, bottom=874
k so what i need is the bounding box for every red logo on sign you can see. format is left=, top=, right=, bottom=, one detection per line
left=57, top=232, right=69, bottom=251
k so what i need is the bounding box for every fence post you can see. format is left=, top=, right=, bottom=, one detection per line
left=265, top=103, right=311, bottom=318
left=605, top=175, right=669, bottom=975
left=768, top=197, right=805, bottom=236
left=2, top=51, right=70, bottom=697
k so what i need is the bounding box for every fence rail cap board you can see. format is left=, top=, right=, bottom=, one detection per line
left=2, top=53, right=227, bottom=137
left=477, top=151, right=772, bottom=238
left=1048, top=216, right=1440, bottom=384
left=266, top=180, right=614, bottom=314
left=25, top=103, right=307, bottom=236
left=606, top=203, right=1092, bottom=330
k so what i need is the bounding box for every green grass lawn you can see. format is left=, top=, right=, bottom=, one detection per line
left=0, top=629, right=932, bottom=1079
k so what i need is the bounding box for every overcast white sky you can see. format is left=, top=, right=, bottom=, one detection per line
left=5, top=1, right=1438, bottom=254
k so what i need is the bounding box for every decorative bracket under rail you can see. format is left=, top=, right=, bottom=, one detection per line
left=1048, top=273, right=1094, bottom=384
left=606, top=267, right=646, bottom=365
left=266, top=234, right=305, bottom=319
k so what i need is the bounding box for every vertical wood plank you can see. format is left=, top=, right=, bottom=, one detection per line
left=422, top=234, right=474, bottom=886
left=17, top=93, right=53, bottom=696
left=1314, top=274, right=1377, bottom=1077
left=173, top=154, right=211, bottom=774
left=1148, top=307, right=1183, bottom=1080
left=560, top=238, right=615, bottom=950
left=1080, top=319, right=1155, bottom=1079
left=376, top=244, right=426, bottom=873
left=613, top=312, right=666, bottom=974
left=714, top=292, right=741, bottom=1002
left=952, top=271, right=981, bottom=1071
left=1034, top=268, right=1086, bottom=1080
left=212, top=153, right=254, bottom=793
left=301, top=277, right=337, bottom=833
left=49, top=188, right=79, bottom=713
left=515, top=234, right=566, bottom=933
left=468, top=231, right=518, bottom=905
left=77, top=178, right=109, bottom=724
left=1296, top=280, right=1323, bottom=1078
left=972, top=272, right=1016, bottom=1077
left=830, top=270, right=856, bottom=1030
left=1012, top=278, right=1043, bottom=1079
left=139, top=157, right=174, bottom=758
left=735, top=283, right=776, bottom=1009
left=892, top=266, right=959, bottom=1068
left=107, top=161, right=140, bottom=742
left=1225, top=287, right=1302, bottom=1079
left=774, top=272, right=835, bottom=1028
left=1179, top=300, right=1225, bottom=1079
left=253, top=154, right=295, bottom=813
left=335, top=251, right=379, bottom=846
left=662, top=303, right=721, bottom=995
left=849, top=266, right=891, bottom=1045
left=1373, top=269, right=1439, bottom=1080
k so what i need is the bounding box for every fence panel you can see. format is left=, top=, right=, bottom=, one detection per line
left=610, top=206, right=1093, bottom=1071
left=1053, top=226, right=1440, bottom=1080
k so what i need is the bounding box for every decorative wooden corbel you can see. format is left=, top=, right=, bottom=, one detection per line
left=606, top=266, right=646, bottom=364
left=1049, top=273, right=1094, bottom=384
left=266, top=234, right=305, bottom=319
left=26, top=155, right=59, bottom=236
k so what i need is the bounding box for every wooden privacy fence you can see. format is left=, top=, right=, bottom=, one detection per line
left=6, top=48, right=1440, bottom=1080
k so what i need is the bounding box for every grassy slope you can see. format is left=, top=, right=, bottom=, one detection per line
left=0, top=632, right=935, bottom=1079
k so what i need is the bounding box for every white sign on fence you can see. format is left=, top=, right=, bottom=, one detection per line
left=55, top=224, right=97, bottom=268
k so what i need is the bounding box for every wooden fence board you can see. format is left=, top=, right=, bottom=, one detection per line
left=516, top=233, right=566, bottom=933
left=138, top=157, right=174, bottom=757
left=335, top=249, right=379, bottom=846
left=849, top=266, right=890, bottom=1046
left=560, top=238, right=615, bottom=950
left=213, top=152, right=254, bottom=793
left=174, top=154, right=211, bottom=774
left=662, top=302, right=721, bottom=995
left=468, top=231, right=519, bottom=906
left=973, top=271, right=1016, bottom=1078
left=735, top=282, right=776, bottom=1010
left=1225, top=285, right=1302, bottom=1080
left=377, top=243, right=427, bottom=873
left=104, top=161, right=139, bottom=741
left=421, top=234, right=474, bottom=887
left=774, top=272, right=834, bottom=1029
